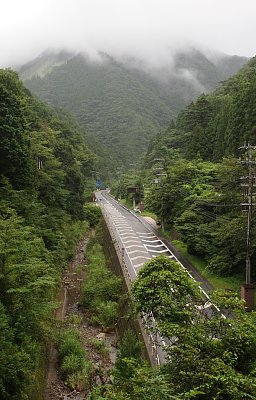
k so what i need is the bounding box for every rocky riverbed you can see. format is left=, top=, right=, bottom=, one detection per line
left=44, top=236, right=118, bottom=400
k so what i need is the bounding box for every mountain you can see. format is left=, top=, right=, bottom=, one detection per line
left=18, top=49, right=74, bottom=80
left=143, top=54, right=256, bottom=169
left=20, top=48, right=248, bottom=167
left=171, top=55, right=256, bottom=161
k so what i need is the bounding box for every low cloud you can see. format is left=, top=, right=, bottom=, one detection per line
left=1, top=0, right=255, bottom=68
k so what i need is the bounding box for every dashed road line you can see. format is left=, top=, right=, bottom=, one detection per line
left=145, top=248, right=170, bottom=254
left=142, top=239, right=162, bottom=243
left=126, top=244, right=145, bottom=249
left=144, top=243, right=166, bottom=248
left=127, top=249, right=149, bottom=255
left=122, top=239, right=143, bottom=244
left=130, top=255, right=151, bottom=261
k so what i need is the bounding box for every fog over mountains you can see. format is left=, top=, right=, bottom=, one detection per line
left=20, top=48, right=247, bottom=165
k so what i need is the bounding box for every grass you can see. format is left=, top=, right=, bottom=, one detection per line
left=141, top=210, right=158, bottom=220
left=80, top=240, right=122, bottom=329
left=69, top=313, right=83, bottom=325
left=172, top=239, right=243, bottom=293
left=57, top=329, right=91, bottom=390
left=91, top=338, right=109, bottom=356
left=120, top=198, right=133, bottom=209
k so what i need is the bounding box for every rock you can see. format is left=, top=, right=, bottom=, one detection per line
left=96, top=332, right=106, bottom=341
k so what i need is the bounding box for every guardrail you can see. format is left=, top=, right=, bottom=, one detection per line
left=100, top=201, right=161, bottom=365
left=101, top=202, right=134, bottom=286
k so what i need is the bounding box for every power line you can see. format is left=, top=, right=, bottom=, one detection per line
left=239, top=143, right=256, bottom=285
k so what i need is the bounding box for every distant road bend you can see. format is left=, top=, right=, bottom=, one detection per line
left=96, top=190, right=217, bottom=365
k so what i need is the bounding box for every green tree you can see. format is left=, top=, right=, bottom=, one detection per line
left=0, top=69, right=34, bottom=189
left=132, top=256, right=256, bottom=399
left=132, top=256, right=201, bottom=337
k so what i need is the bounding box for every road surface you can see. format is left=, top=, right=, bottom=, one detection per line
left=96, top=190, right=217, bottom=365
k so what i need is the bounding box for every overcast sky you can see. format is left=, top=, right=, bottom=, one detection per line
left=1, top=0, right=256, bottom=67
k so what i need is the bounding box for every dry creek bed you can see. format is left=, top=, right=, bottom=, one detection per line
left=44, top=236, right=118, bottom=400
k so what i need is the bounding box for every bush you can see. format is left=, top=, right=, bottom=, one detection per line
left=91, top=338, right=109, bottom=356
left=60, top=353, right=84, bottom=377
left=57, top=329, right=91, bottom=390
left=64, top=220, right=89, bottom=260
left=58, top=329, right=84, bottom=362
left=80, top=241, right=122, bottom=329
left=66, top=363, right=91, bottom=391
left=90, top=301, right=119, bottom=329
left=114, top=330, right=142, bottom=380
left=81, top=268, right=122, bottom=308
left=207, top=254, right=231, bottom=275
left=84, top=204, right=102, bottom=227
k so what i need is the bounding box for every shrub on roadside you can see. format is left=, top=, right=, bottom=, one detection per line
left=57, top=329, right=91, bottom=390
left=80, top=241, right=122, bottom=330
left=84, top=204, right=102, bottom=227
left=90, top=300, right=119, bottom=329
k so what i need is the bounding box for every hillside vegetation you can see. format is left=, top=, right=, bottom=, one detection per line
left=0, top=69, right=96, bottom=398
left=21, top=49, right=247, bottom=167
left=117, top=55, right=256, bottom=281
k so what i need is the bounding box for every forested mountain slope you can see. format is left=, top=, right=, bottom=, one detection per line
left=21, top=49, right=247, bottom=166
left=135, top=56, right=256, bottom=279
left=161, top=55, right=256, bottom=161
left=0, top=68, right=96, bottom=398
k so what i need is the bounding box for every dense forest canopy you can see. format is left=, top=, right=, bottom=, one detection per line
left=21, top=49, right=247, bottom=168
left=0, top=68, right=97, bottom=398
left=116, top=55, right=256, bottom=280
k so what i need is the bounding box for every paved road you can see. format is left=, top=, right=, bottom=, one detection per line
left=97, top=192, right=175, bottom=277
left=96, top=190, right=218, bottom=365
left=97, top=190, right=212, bottom=293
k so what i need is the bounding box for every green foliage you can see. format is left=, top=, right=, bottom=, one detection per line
left=113, top=173, right=144, bottom=205
left=132, top=255, right=256, bottom=398
left=0, top=69, right=34, bottom=189
left=81, top=241, right=122, bottom=329
left=175, top=56, right=256, bottom=160
left=22, top=50, right=246, bottom=168
left=90, top=300, right=119, bottom=329
left=114, top=329, right=142, bottom=380
left=89, top=359, right=175, bottom=400
left=0, top=204, right=57, bottom=398
left=57, top=329, right=91, bottom=390
left=0, top=302, right=32, bottom=399
left=141, top=57, right=256, bottom=279
left=0, top=68, right=96, bottom=397
left=143, top=152, right=253, bottom=277
left=84, top=203, right=102, bottom=227
left=91, top=338, right=108, bottom=356
left=132, top=256, right=202, bottom=336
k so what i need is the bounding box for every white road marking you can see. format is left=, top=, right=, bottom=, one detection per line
left=130, top=255, right=151, bottom=261
left=126, top=245, right=145, bottom=249
left=137, top=232, right=154, bottom=235
left=142, top=239, right=162, bottom=243
left=121, top=236, right=138, bottom=241
left=122, top=239, right=143, bottom=244
left=127, top=249, right=149, bottom=255
left=146, top=248, right=170, bottom=253
left=134, top=262, right=147, bottom=268
left=143, top=243, right=165, bottom=248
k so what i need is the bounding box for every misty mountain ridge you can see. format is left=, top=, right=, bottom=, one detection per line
left=20, top=47, right=248, bottom=165
left=20, top=47, right=248, bottom=91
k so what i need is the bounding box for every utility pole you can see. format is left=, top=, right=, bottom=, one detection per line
left=153, top=158, right=166, bottom=232
left=130, top=163, right=137, bottom=210
left=239, top=142, right=256, bottom=311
